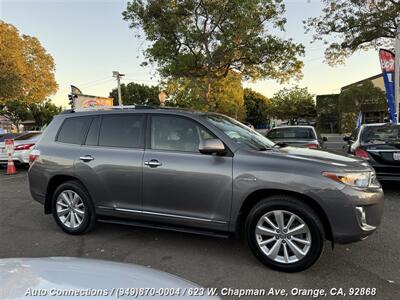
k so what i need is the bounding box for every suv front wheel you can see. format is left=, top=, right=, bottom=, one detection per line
left=245, top=196, right=324, bottom=272
left=52, top=180, right=96, bottom=235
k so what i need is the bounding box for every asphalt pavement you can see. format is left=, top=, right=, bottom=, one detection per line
left=0, top=168, right=399, bottom=299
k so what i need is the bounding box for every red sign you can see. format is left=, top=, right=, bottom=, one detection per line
left=5, top=139, right=14, bottom=155
left=379, top=49, right=395, bottom=72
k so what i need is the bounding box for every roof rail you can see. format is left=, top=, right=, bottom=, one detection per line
left=72, top=105, right=155, bottom=112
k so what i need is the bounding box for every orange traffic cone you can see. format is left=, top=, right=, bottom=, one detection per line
left=6, top=156, right=16, bottom=175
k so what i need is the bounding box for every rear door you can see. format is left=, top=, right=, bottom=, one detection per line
left=76, top=113, right=146, bottom=212
left=141, top=114, right=233, bottom=230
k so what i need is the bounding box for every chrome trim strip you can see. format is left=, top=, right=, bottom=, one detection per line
left=98, top=206, right=227, bottom=224
left=367, top=149, right=400, bottom=153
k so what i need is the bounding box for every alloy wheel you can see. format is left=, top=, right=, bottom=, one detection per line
left=255, top=210, right=311, bottom=264
left=56, top=190, right=86, bottom=229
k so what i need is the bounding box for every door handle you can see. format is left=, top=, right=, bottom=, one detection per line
left=144, top=159, right=162, bottom=168
left=79, top=155, right=94, bottom=162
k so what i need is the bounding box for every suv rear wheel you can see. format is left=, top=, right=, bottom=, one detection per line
left=245, top=196, right=324, bottom=272
left=52, top=180, right=96, bottom=234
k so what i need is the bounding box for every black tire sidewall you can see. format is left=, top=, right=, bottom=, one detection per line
left=52, top=181, right=95, bottom=235
left=245, top=197, right=324, bottom=272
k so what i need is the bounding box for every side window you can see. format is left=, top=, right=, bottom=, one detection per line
left=98, top=114, right=144, bottom=148
left=85, top=117, right=101, bottom=146
left=57, top=117, right=91, bottom=145
left=151, top=115, right=216, bottom=152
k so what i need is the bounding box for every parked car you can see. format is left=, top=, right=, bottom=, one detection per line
left=28, top=107, right=383, bottom=272
left=0, top=132, right=23, bottom=142
left=266, top=126, right=327, bottom=149
left=0, top=131, right=42, bottom=166
left=0, top=257, right=219, bottom=299
left=344, top=123, right=400, bottom=181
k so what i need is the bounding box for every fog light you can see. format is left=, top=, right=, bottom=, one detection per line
left=355, top=206, right=375, bottom=231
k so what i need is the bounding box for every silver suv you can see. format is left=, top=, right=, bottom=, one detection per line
left=28, top=107, right=384, bottom=272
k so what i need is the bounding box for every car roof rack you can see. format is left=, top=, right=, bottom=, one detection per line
left=70, top=105, right=155, bottom=112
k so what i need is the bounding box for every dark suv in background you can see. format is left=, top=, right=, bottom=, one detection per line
left=28, top=107, right=384, bottom=272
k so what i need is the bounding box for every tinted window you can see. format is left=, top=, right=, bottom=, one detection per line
left=57, top=117, right=91, bottom=144
left=85, top=117, right=101, bottom=146
left=361, top=125, right=400, bottom=143
left=267, top=128, right=316, bottom=140
left=151, top=115, right=216, bottom=152
left=99, top=115, right=144, bottom=148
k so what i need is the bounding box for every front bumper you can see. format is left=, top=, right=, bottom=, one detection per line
left=316, top=185, right=384, bottom=244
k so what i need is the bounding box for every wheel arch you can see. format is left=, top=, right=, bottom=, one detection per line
left=44, top=175, right=86, bottom=214
left=235, top=189, right=333, bottom=242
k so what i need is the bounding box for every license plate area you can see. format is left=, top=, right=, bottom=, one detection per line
left=393, top=152, right=400, bottom=161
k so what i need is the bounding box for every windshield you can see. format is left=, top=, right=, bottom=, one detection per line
left=267, top=127, right=316, bottom=140
left=14, top=132, right=41, bottom=141
left=203, top=114, right=275, bottom=151
left=361, top=125, right=400, bottom=143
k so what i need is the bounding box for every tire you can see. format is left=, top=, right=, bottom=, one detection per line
left=51, top=180, right=96, bottom=235
left=245, top=196, right=325, bottom=272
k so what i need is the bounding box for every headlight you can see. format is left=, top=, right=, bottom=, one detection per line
left=323, top=172, right=371, bottom=189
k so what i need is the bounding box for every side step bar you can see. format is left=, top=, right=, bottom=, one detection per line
left=97, top=218, right=231, bottom=239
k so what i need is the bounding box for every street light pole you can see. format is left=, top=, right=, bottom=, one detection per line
left=113, top=71, right=125, bottom=106
left=395, top=24, right=400, bottom=123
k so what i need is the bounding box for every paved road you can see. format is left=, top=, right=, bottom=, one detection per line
left=0, top=169, right=399, bottom=299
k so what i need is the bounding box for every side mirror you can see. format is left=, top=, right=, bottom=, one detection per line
left=322, top=136, right=328, bottom=142
left=199, top=139, right=226, bottom=155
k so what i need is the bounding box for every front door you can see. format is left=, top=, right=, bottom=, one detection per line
left=142, top=114, right=233, bottom=230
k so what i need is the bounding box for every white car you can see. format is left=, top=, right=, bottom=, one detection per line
left=0, top=132, right=42, bottom=166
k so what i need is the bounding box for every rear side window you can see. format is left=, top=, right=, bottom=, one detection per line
left=85, top=117, right=101, bottom=146
left=99, top=115, right=144, bottom=148
left=57, top=117, right=91, bottom=144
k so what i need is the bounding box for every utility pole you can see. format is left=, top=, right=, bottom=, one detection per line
left=395, top=24, right=400, bottom=123
left=113, top=71, right=125, bottom=106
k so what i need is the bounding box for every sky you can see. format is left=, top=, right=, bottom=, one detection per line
left=0, top=0, right=384, bottom=107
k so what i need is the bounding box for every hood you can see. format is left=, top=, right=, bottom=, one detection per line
left=276, top=146, right=371, bottom=171
left=0, top=257, right=219, bottom=300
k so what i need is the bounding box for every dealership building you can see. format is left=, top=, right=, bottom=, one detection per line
left=316, top=74, right=388, bottom=134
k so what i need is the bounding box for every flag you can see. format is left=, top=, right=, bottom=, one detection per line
left=356, top=111, right=363, bottom=128
left=70, top=85, right=83, bottom=95
left=379, top=49, right=396, bottom=123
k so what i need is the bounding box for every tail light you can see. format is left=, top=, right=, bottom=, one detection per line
left=29, top=149, right=41, bottom=164
left=14, top=143, right=35, bottom=151
left=355, top=147, right=369, bottom=159
left=307, top=143, right=318, bottom=149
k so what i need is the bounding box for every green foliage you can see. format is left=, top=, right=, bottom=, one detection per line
left=243, top=88, right=271, bottom=126
left=28, top=100, right=62, bottom=128
left=305, top=0, right=400, bottom=65
left=0, top=99, right=30, bottom=132
left=123, top=0, right=304, bottom=102
left=271, top=86, right=316, bottom=122
left=0, top=21, right=58, bottom=104
left=164, top=71, right=245, bottom=120
left=316, top=94, right=340, bottom=133
left=109, top=82, right=160, bottom=106
left=338, top=81, right=386, bottom=133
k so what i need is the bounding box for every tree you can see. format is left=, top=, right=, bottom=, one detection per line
left=271, top=86, right=316, bottom=123
left=123, top=0, right=304, bottom=103
left=28, top=100, right=62, bottom=128
left=109, top=82, right=160, bottom=106
left=243, top=88, right=271, bottom=127
left=305, top=0, right=400, bottom=65
left=0, top=21, right=58, bottom=104
left=339, top=81, right=386, bottom=133
left=164, top=71, right=246, bottom=120
left=0, top=99, right=30, bottom=132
